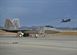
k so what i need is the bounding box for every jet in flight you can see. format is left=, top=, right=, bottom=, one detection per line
left=61, top=18, right=71, bottom=22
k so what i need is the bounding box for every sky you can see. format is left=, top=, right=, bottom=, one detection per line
left=0, top=0, right=77, bottom=28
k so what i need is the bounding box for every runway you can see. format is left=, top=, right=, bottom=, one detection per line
left=0, top=36, right=77, bottom=55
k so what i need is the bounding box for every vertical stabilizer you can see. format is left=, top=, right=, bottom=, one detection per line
left=4, top=18, right=20, bottom=30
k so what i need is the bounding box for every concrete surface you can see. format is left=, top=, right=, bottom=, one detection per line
left=0, top=35, right=77, bottom=55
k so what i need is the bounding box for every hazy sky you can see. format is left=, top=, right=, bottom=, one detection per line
left=0, top=0, right=77, bottom=28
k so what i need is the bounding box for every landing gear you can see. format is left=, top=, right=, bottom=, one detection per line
left=17, top=31, right=24, bottom=38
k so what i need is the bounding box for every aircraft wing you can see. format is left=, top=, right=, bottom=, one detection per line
left=2, top=28, right=32, bottom=33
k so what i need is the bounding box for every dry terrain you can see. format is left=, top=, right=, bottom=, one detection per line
left=0, top=30, right=16, bottom=36
left=0, top=30, right=77, bottom=37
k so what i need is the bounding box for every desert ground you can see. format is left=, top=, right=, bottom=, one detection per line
left=0, top=30, right=16, bottom=36
left=0, top=29, right=77, bottom=36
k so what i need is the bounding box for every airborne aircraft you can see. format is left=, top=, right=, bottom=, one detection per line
left=61, top=18, right=71, bottom=22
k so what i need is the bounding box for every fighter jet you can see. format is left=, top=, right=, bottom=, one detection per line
left=2, top=18, right=32, bottom=32
left=2, top=19, right=25, bottom=32
left=1, top=18, right=32, bottom=37
left=61, top=18, right=71, bottom=22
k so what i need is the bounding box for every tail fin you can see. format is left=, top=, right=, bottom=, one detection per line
left=4, top=18, right=20, bottom=30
